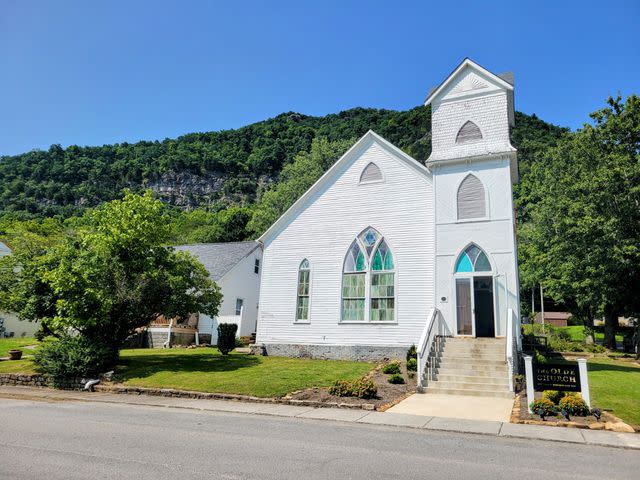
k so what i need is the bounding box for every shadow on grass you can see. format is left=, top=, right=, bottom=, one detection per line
left=587, top=361, right=640, bottom=374
left=116, top=351, right=261, bottom=381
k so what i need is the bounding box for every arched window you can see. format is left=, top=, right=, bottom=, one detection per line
left=457, top=174, right=486, bottom=220
left=456, top=121, right=482, bottom=144
left=296, top=259, right=311, bottom=321
left=342, top=227, right=395, bottom=322
left=359, top=162, right=383, bottom=183
left=455, top=245, right=491, bottom=273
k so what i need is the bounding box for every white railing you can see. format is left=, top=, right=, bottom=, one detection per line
left=506, top=308, right=516, bottom=392
left=417, top=308, right=443, bottom=390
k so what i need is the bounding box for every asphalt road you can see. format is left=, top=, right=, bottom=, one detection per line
left=0, top=398, right=637, bottom=480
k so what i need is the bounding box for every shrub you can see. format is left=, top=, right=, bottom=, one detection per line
left=559, top=393, right=590, bottom=416
left=217, top=323, right=238, bottom=355
left=33, top=335, right=117, bottom=386
left=534, top=350, right=548, bottom=364
left=542, top=390, right=566, bottom=404
left=529, top=398, right=557, bottom=419
left=406, top=358, right=417, bottom=372
left=329, top=377, right=377, bottom=399
left=387, top=373, right=405, bottom=384
left=406, top=344, right=417, bottom=361
left=382, top=361, right=401, bottom=374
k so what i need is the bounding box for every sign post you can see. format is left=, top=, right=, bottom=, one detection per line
left=577, top=358, right=590, bottom=408
left=524, top=355, right=535, bottom=413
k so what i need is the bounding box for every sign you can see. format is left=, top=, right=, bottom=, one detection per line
left=533, top=363, right=581, bottom=392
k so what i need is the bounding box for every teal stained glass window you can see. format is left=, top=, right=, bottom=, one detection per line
left=342, top=228, right=395, bottom=322
left=455, top=245, right=491, bottom=273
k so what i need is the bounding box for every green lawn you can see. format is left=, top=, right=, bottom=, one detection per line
left=0, top=358, right=36, bottom=374
left=117, top=348, right=374, bottom=397
left=0, top=337, right=38, bottom=357
left=587, top=357, right=640, bottom=427
left=557, top=326, right=623, bottom=343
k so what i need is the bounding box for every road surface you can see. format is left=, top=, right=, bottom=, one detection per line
left=0, top=398, right=637, bottom=479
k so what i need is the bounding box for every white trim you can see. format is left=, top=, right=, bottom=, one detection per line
left=258, top=130, right=431, bottom=244
left=424, top=58, right=513, bottom=106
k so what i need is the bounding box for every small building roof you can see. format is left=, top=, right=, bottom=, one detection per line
left=174, top=241, right=260, bottom=281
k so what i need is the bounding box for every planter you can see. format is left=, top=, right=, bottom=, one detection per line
left=8, top=349, right=23, bottom=360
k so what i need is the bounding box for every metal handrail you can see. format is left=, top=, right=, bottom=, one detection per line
left=417, top=308, right=441, bottom=389
left=506, top=308, right=515, bottom=392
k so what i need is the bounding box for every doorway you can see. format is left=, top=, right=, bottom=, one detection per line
left=455, top=276, right=495, bottom=337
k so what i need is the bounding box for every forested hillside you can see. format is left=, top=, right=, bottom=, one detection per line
left=0, top=105, right=567, bottom=242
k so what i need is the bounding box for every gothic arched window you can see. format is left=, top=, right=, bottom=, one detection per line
left=341, top=227, right=395, bottom=321
left=456, top=121, right=483, bottom=144
left=296, top=259, right=311, bottom=321
left=359, top=162, right=383, bottom=183
left=457, top=174, right=486, bottom=220
left=455, top=244, right=491, bottom=273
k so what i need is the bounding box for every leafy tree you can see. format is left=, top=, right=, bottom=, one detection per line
left=518, top=96, right=640, bottom=348
left=0, top=192, right=222, bottom=361
left=247, top=137, right=354, bottom=236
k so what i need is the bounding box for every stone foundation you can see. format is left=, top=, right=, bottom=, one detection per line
left=251, top=343, right=409, bottom=361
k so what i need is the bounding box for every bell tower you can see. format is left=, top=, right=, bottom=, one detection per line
left=426, top=58, right=520, bottom=339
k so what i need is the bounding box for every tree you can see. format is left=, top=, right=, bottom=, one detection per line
left=247, top=137, right=354, bottom=236
left=0, top=191, right=222, bottom=361
left=519, top=96, right=640, bottom=348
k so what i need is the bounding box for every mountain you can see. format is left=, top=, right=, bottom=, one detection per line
left=0, top=106, right=566, bottom=218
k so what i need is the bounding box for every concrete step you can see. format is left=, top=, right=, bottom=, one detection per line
left=434, top=357, right=506, bottom=367
left=425, top=385, right=514, bottom=399
left=441, top=337, right=505, bottom=345
left=429, top=380, right=510, bottom=391
left=434, top=373, right=509, bottom=385
left=437, top=352, right=505, bottom=361
left=432, top=365, right=509, bottom=376
left=437, top=345, right=505, bottom=353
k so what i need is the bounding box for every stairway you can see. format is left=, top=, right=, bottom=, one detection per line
left=422, top=337, right=513, bottom=398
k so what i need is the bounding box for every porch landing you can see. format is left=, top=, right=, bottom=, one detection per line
left=387, top=393, right=513, bottom=422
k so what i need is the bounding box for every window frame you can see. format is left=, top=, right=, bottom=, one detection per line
left=294, top=259, right=312, bottom=323
left=235, top=298, right=244, bottom=316
left=340, top=229, right=397, bottom=324
left=254, top=258, right=260, bottom=274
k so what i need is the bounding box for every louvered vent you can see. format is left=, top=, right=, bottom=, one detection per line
left=457, top=174, right=486, bottom=219
left=456, top=121, right=483, bottom=144
left=359, top=162, right=383, bottom=183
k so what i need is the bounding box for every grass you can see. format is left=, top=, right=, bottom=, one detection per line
left=0, top=337, right=38, bottom=357
left=117, top=347, right=374, bottom=397
left=0, top=358, right=37, bottom=374
left=558, top=326, right=623, bottom=343
left=587, top=357, right=640, bottom=427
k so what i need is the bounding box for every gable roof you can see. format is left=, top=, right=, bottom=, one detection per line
left=424, top=58, right=514, bottom=106
left=258, top=130, right=430, bottom=244
left=174, top=241, right=260, bottom=281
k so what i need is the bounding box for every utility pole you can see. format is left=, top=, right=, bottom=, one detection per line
left=540, top=284, right=545, bottom=334
left=531, top=288, right=535, bottom=323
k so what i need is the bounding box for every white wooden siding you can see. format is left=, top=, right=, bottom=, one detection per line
left=257, top=140, right=434, bottom=347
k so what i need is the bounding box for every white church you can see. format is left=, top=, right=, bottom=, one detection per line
left=253, top=59, right=521, bottom=393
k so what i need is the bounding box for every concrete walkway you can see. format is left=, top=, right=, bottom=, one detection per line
left=0, top=385, right=638, bottom=450
left=389, top=393, right=514, bottom=421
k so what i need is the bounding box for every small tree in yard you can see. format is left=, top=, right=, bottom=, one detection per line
left=0, top=191, right=222, bottom=378
left=217, top=323, right=238, bottom=355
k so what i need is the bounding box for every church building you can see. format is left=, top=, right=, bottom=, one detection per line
left=254, top=59, right=521, bottom=376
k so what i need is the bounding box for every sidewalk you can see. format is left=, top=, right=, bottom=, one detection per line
left=0, top=385, right=638, bottom=450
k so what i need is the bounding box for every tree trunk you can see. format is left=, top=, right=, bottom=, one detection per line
left=583, top=311, right=595, bottom=345
left=603, top=306, right=618, bottom=350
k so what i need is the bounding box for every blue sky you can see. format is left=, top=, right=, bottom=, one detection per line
left=1, top=0, right=639, bottom=155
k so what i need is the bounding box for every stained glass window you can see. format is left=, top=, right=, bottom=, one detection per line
left=342, top=228, right=395, bottom=322
left=296, top=259, right=310, bottom=321
left=455, top=245, right=491, bottom=273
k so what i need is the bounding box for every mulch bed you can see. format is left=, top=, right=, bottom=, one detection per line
left=514, top=392, right=636, bottom=431
left=286, top=362, right=415, bottom=410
